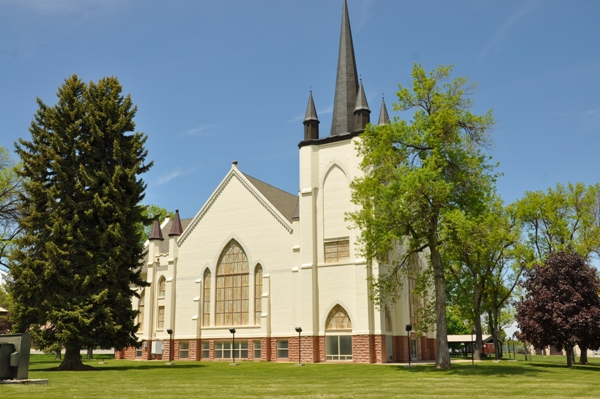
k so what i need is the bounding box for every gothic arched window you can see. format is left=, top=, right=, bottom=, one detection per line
left=216, top=240, right=249, bottom=326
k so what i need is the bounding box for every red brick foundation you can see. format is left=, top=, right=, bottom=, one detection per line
left=116, top=335, right=438, bottom=364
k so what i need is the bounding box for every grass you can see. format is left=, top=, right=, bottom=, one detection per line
left=0, top=355, right=599, bottom=398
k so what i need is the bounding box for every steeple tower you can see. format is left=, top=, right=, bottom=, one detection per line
left=378, top=97, right=390, bottom=126
left=330, top=0, right=359, bottom=137
left=303, top=91, right=320, bottom=140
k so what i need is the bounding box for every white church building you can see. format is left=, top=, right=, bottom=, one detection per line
left=116, top=0, right=436, bottom=364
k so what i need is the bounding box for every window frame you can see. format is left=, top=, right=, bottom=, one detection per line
left=277, top=340, right=289, bottom=359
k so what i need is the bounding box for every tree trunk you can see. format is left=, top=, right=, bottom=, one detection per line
left=565, top=346, right=574, bottom=368
left=472, top=285, right=483, bottom=361
left=55, top=349, right=62, bottom=361
left=579, top=344, right=588, bottom=364
left=430, top=244, right=451, bottom=369
left=59, top=346, right=93, bottom=370
left=87, top=346, right=93, bottom=359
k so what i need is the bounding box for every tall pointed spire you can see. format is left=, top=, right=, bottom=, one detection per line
left=378, top=96, right=390, bottom=126
left=303, top=91, right=320, bottom=140
left=330, top=0, right=359, bottom=137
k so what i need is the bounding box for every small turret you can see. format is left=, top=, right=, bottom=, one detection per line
left=149, top=219, right=164, bottom=241
left=378, top=97, right=390, bottom=126
left=303, top=91, right=320, bottom=140
left=169, top=210, right=183, bottom=236
left=353, top=81, right=370, bottom=131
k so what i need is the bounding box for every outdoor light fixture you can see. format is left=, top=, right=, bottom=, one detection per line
left=507, top=337, right=512, bottom=360
left=229, top=328, right=237, bottom=365
left=405, top=324, right=412, bottom=366
left=166, top=328, right=174, bottom=363
left=295, top=327, right=303, bottom=366
left=512, top=332, right=517, bottom=360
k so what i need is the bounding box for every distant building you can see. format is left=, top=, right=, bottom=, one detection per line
left=0, top=269, right=8, bottom=286
left=116, top=0, right=435, bottom=364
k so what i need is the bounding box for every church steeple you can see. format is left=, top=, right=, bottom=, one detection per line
left=378, top=97, right=390, bottom=126
left=303, top=91, right=320, bottom=140
left=330, top=0, right=359, bottom=137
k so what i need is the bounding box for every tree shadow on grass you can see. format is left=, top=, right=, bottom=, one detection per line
left=528, top=362, right=600, bottom=371
left=31, top=363, right=207, bottom=372
left=389, top=363, right=550, bottom=377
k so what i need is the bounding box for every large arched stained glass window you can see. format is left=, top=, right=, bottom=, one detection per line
left=255, top=264, right=263, bottom=325
left=203, top=269, right=211, bottom=326
left=216, top=240, right=249, bottom=326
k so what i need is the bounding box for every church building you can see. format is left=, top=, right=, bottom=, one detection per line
left=116, top=0, right=437, bottom=364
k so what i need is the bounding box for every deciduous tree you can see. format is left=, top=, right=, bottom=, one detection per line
left=10, top=75, right=151, bottom=370
left=350, top=64, right=496, bottom=369
left=0, top=146, right=21, bottom=270
left=515, top=251, right=600, bottom=367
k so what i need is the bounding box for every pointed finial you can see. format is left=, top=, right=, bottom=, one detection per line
left=378, top=97, right=390, bottom=126
left=169, top=209, right=183, bottom=236
left=149, top=219, right=164, bottom=241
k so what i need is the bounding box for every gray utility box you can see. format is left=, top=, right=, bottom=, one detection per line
left=0, top=334, right=31, bottom=380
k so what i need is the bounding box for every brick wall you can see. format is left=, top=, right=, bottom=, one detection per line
left=352, top=335, right=371, bottom=363
left=115, top=334, right=436, bottom=364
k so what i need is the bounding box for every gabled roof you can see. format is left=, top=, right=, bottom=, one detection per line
left=178, top=164, right=297, bottom=245
left=242, top=173, right=298, bottom=223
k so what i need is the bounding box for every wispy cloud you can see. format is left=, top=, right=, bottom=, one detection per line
left=479, top=0, right=539, bottom=60
left=157, top=170, right=183, bottom=186
left=2, top=0, right=123, bottom=12
left=289, top=104, right=333, bottom=123
left=179, top=124, right=218, bottom=137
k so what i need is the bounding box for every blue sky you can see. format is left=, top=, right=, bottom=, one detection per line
left=1, top=0, right=599, bottom=220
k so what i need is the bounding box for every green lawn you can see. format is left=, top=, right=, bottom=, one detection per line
left=1, top=355, right=599, bottom=398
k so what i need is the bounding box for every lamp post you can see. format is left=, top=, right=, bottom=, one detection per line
left=507, top=337, right=512, bottom=360
left=405, top=324, right=412, bottom=366
left=229, top=328, right=236, bottom=366
left=471, top=328, right=475, bottom=366
left=295, top=327, right=303, bottom=366
left=166, top=328, right=174, bottom=364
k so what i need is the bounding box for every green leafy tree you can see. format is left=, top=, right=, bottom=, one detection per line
left=350, top=64, right=495, bottom=369
left=0, top=146, right=22, bottom=270
left=515, top=182, right=600, bottom=362
left=442, top=196, right=529, bottom=359
left=10, top=75, right=151, bottom=370
left=515, top=182, right=600, bottom=261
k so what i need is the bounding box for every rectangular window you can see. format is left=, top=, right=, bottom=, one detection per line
left=386, top=335, right=393, bottom=361
left=214, top=341, right=248, bottom=359
left=411, top=338, right=418, bottom=360
left=326, top=335, right=353, bottom=361
left=277, top=340, right=289, bottom=359
left=136, top=345, right=143, bottom=358
left=157, top=306, right=165, bottom=329
left=253, top=340, right=261, bottom=360
left=179, top=341, right=189, bottom=359
left=202, top=341, right=210, bottom=359
left=324, top=238, right=350, bottom=263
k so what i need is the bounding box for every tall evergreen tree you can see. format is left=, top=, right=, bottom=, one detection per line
left=10, top=75, right=151, bottom=370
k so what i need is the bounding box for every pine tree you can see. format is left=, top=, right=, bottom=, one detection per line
left=10, top=75, right=151, bottom=370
